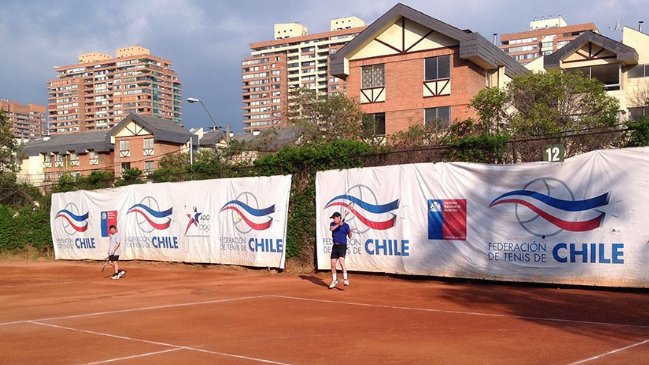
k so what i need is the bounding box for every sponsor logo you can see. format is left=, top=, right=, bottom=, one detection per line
left=55, top=203, right=89, bottom=235
left=489, top=178, right=609, bottom=238
left=127, top=196, right=172, bottom=233
left=100, top=210, right=118, bottom=237
left=428, top=199, right=467, bottom=240
left=325, top=184, right=399, bottom=234
left=220, top=192, right=275, bottom=233
left=185, top=206, right=210, bottom=236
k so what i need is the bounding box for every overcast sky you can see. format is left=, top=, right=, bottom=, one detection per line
left=1, top=0, right=647, bottom=132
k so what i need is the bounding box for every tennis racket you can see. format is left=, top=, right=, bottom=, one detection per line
left=342, top=202, right=355, bottom=221
left=101, top=257, right=109, bottom=272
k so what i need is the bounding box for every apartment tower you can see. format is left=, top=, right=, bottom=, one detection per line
left=241, top=17, right=366, bottom=133
left=0, top=99, right=46, bottom=139
left=499, top=16, right=599, bottom=64
left=48, top=46, right=182, bottom=135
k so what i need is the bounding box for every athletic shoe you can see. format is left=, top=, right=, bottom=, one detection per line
left=117, top=270, right=126, bottom=278
left=343, top=279, right=350, bottom=286
left=111, top=273, right=119, bottom=280
left=328, top=279, right=338, bottom=289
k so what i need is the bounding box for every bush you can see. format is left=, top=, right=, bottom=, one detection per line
left=0, top=205, right=51, bottom=253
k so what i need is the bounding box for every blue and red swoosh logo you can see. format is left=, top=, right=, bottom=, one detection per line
left=127, top=203, right=172, bottom=230
left=489, top=190, right=609, bottom=231
left=55, top=209, right=89, bottom=232
left=325, top=194, right=399, bottom=230
left=220, top=200, right=275, bottom=230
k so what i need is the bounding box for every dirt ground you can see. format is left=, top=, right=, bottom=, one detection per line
left=1, top=259, right=649, bottom=364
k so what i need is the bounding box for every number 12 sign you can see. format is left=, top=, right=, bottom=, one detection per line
left=543, top=144, right=565, bottom=162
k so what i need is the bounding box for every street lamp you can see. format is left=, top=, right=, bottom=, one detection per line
left=187, top=97, right=229, bottom=146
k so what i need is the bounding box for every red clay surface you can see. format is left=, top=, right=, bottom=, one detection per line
left=1, top=260, right=649, bottom=365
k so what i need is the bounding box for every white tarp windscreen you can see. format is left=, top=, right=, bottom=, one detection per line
left=316, top=148, right=649, bottom=288
left=51, top=175, right=291, bottom=269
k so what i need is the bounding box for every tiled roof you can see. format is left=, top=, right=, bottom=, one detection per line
left=22, top=130, right=112, bottom=156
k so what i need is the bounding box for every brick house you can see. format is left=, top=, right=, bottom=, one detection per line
left=18, top=113, right=194, bottom=186
left=330, top=3, right=528, bottom=136
left=109, top=113, right=194, bottom=176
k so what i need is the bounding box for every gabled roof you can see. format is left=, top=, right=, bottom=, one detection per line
left=246, top=126, right=305, bottom=151
left=110, top=113, right=193, bottom=144
left=199, top=129, right=226, bottom=146
left=22, top=130, right=112, bottom=156
left=331, top=3, right=528, bottom=78
left=545, top=31, right=638, bottom=69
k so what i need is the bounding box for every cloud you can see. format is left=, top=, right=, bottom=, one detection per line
left=1, top=0, right=646, bottom=131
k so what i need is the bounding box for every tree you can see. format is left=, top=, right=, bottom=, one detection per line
left=0, top=110, right=17, bottom=174
left=288, top=88, right=365, bottom=143
left=469, top=87, right=509, bottom=134
left=471, top=70, right=621, bottom=161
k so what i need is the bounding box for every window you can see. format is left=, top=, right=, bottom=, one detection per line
left=55, top=154, right=64, bottom=167
left=144, top=161, right=155, bottom=174
left=361, top=64, right=384, bottom=88
left=425, top=55, right=450, bottom=81
left=364, top=113, right=386, bottom=136
left=69, top=153, right=79, bottom=166
left=119, top=140, right=130, bottom=157
left=425, top=107, right=451, bottom=128
left=629, top=64, right=648, bottom=79
left=121, top=162, right=131, bottom=172
left=42, top=154, right=51, bottom=166
left=89, top=151, right=99, bottom=165
left=143, top=138, right=154, bottom=156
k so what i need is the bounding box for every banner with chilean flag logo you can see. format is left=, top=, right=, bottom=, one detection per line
left=317, top=148, right=649, bottom=288
left=51, top=175, right=291, bottom=268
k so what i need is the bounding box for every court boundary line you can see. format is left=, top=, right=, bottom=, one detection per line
left=82, top=348, right=182, bottom=365
left=5, top=293, right=649, bottom=331
left=566, top=338, right=649, bottom=364
left=3, top=294, right=648, bottom=363
left=272, top=295, right=649, bottom=330
left=0, top=295, right=266, bottom=326
left=28, top=321, right=293, bottom=365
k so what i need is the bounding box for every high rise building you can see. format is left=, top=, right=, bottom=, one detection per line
left=241, top=17, right=366, bottom=133
left=499, top=16, right=599, bottom=64
left=0, top=99, right=46, bottom=139
left=47, top=46, right=182, bottom=135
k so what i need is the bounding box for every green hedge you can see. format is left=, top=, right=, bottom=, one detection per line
left=0, top=205, right=52, bottom=253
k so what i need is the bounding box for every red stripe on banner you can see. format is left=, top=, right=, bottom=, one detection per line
left=128, top=209, right=171, bottom=230
left=327, top=201, right=396, bottom=230
left=221, top=206, right=273, bottom=230
left=55, top=214, right=88, bottom=232
left=492, top=199, right=604, bottom=231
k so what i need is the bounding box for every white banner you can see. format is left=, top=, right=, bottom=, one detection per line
left=51, top=175, right=291, bottom=269
left=316, top=148, right=649, bottom=288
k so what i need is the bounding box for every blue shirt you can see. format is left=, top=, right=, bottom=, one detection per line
left=330, top=222, right=350, bottom=244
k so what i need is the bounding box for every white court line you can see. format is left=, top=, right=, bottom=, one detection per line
left=0, top=295, right=267, bottom=326
left=81, top=348, right=182, bottom=364
left=273, top=295, right=649, bottom=330
left=566, top=338, right=649, bottom=364
left=29, top=321, right=293, bottom=365
left=0, top=281, right=74, bottom=288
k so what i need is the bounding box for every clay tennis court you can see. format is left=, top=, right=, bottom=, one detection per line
left=2, top=260, right=649, bottom=364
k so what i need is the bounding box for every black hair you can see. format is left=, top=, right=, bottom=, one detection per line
left=109, top=225, right=117, bottom=230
